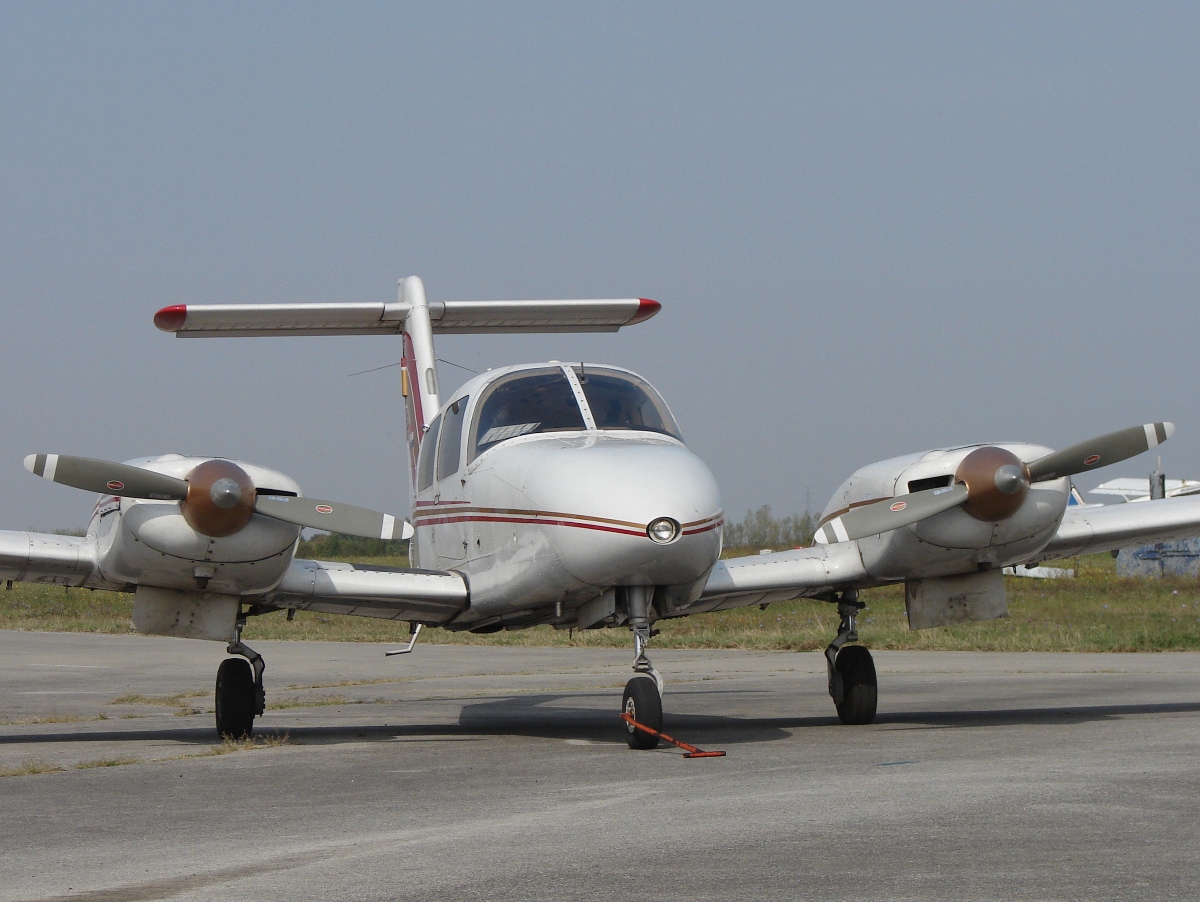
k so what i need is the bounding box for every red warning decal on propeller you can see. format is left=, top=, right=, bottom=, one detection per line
left=106, top=481, right=124, bottom=491
left=890, top=501, right=907, bottom=512
left=1084, top=455, right=1101, bottom=466
left=315, top=505, right=334, bottom=514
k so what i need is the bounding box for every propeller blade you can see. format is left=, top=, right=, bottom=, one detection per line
left=24, top=454, right=189, bottom=500
left=254, top=495, right=407, bottom=540
left=813, top=483, right=969, bottom=544
left=1027, top=422, right=1174, bottom=483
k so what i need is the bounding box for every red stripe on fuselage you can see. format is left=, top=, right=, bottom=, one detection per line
left=415, top=514, right=648, bottom=537
left=410, top=506, right=724, bottom=540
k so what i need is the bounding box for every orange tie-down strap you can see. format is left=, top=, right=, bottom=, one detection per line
left=620, top=712, right=727, bottom=758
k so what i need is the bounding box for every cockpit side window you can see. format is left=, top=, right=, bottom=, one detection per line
left=436, top=396, right=468, bottom=481
left=416, top=412, right=442, bottom=491
left=471, top=369, right=586, bottom=461
left=579, top=370, right=682, bottom=439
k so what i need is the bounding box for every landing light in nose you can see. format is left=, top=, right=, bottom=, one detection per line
left=647, top=517, right=681, bottom=544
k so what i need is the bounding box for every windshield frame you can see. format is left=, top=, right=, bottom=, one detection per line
left=467, top=366, right=589, bottom=463
left=570, top=364, right=683, bottom=441
left=466, top=364, right=684, bottom=465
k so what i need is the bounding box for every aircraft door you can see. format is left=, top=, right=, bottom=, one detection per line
left=433, top=396, right=470, bottom=565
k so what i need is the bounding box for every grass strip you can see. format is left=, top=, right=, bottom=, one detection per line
left=3, top=554, right=1200, bottom=652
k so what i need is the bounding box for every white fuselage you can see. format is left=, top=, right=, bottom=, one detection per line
left=407, top=364, right=724, bottom=628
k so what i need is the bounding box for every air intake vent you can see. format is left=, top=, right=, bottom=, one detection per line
left=908, top=475, right=953, bottom=493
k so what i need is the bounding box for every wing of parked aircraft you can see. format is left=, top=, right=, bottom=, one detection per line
left=695, top=490, right=1200, bottom=613
left=1040, top=493, right=1200, bottom=559
left=0, top=531, right=97, bottom=587
left=270, top=558, right=466, bottom=622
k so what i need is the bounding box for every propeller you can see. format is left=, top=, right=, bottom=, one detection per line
left=813, top=483, right=968, bottom=544
left=24, top=454, right=412, bottom=541
left=1026, top=422, right=1174, bottom=482
left=813, top=421, right=1174, bottom=545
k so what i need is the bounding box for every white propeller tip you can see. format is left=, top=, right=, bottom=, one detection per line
left=1164, top=422, right=1176, bottom=439
left=22, top=454, right=35, bottom=474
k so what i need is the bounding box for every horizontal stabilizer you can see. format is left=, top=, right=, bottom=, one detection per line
left=155, top=298, right=660, bottom=337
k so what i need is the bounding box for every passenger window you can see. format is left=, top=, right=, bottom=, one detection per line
left=581, top=371, right=681, bottom=439
left=472, top=369, right=586, bottom=460
left=416, top=413, right=442, bottom=491
left=436, top=396, right=468, bottom=481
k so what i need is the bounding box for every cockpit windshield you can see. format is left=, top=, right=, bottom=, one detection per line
left=577, top=368, right=682, bottom=440
left=471, top=368, right=586, bottom=459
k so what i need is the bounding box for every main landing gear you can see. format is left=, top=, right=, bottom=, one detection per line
left=215, top=613, right=265, bottom=739
left=824, top=590, right=877, bottom=725
left=621, top=586, right=663, bottom=750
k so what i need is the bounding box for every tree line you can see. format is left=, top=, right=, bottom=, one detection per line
left=722, top=505, right=817, bottom=551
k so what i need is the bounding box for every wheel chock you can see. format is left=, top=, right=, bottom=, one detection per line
left=619, top=712, right=726, bottom=758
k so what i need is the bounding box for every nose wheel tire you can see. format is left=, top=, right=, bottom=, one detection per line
left=215, top=657, right=256, bottom=739
left=832, top=645, right=877, bottom=725
left=623, top=676, right=662, bottom=749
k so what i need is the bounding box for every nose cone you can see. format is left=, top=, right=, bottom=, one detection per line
left=515, top=435, right=723, bottom=587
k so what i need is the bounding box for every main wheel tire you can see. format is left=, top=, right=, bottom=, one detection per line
left=622, top=676, right=662, bottom=750
left=834, top=645, right=878, bottom=725
left=215, top=657, right=256, bottom=739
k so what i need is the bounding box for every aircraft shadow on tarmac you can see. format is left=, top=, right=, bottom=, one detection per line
left=4, top=694, right=1200, bottom=749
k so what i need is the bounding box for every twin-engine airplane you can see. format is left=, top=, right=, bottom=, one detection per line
left=9, top=275, right=1200, bottom=749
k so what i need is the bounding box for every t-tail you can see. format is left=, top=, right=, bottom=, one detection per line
left=154, top=276, right=661, bottom=492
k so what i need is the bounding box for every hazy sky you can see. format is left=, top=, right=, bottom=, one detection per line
left=3, top=3, right=1199, bottom=531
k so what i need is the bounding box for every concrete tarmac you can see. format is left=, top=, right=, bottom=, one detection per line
left=2, top=630, right=1199, bottom=901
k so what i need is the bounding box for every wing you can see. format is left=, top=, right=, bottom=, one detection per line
left=1040, top=494, right=1200, bottom=559
left=0, top=530, right=97, bottom=587
left=685, top=542, right=869, bottom=614
left=269, top=558, right=468, bottom=624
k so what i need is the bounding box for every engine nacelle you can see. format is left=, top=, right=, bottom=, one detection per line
left=825, top=442, right=1072, bottom=581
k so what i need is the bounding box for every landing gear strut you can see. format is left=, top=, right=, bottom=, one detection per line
left=215, top=613, right=265, bottom=739
left=622, top=586, right=662, bottom=749
left=824, top=590, right=877, bottom=725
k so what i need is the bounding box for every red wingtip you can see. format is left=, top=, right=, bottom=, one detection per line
left=626, top=298, right=661, bottom=326
left=154, top=304, right=187, bottom=332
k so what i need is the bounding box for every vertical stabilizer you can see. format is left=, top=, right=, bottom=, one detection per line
left=397, top=276, right=440, bottom=489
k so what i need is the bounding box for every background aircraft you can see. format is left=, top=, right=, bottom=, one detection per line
left=9, top=275, right=1200, bottom=749
left=1091, top=476, right=1200, bottom=502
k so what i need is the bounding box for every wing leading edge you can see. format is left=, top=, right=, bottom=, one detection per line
left=691, top=542, right=868, bottom=613
left=1040, top=494, right=1200, bottom=560
left=270, top=558, right=468, bottom=624
left=0, top=531, right=97, bottom=587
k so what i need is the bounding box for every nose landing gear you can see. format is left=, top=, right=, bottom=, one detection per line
left=622, top=586, right=663, bottom=749
left=824, top=590, right=877, bottom=725
left=215, top=614, right=265, bottom=739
